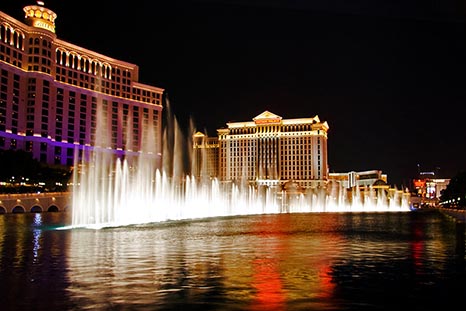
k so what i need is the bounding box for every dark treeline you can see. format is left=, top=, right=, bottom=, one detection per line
left=440, top=170, right=466, bottom=209
left=0, top=150, right=72, bottom=193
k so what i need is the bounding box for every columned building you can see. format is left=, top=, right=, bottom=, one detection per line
left=194, top=110, right=329, bottom=189
left=0, top=2, right=164, bottom=167
left=192, top=131, right=219, bottom=179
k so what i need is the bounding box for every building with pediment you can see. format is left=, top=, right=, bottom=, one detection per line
left=0, top=2, right=164, bottom=167
left=193, top=110, right=329, bottom=189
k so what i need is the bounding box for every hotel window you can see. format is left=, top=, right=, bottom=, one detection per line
left=26, top=141, right=33, bottom=152
left=57, top=89, right=64, bottom=101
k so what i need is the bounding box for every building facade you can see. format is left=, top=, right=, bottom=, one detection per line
left=413, top=171, right=450, bottom=207
left=193, top=110, right=329, bottom=189
left=0, top=2, right=164, bottom=167
left=328, top=170, right=388, bottom=188
left=192, top=131, right=219, bottom=179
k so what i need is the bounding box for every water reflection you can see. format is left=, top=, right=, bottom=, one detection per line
left=0, top=211, right=464, bottom=310
left=0, top=213, right=73, bottom=310
left=65, top=212, right=464, bottom=310
left=32, top=213, right=42, bottom=263
left=0, top=215, right=4, bottom=267
left=65, top=216, right=304, bottom=308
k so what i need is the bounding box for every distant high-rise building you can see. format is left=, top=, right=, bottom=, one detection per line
left=0, top=2, right=164, bottom=167
left=193, top=110, right=329, bottom=189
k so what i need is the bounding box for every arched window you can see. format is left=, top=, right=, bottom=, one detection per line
left=5, top=27, right=12, bottom=45
left=18, top=32, right=25, bottom=50
left=13, top=30, right=19, bottom=48
left=70, top=53, right=77, bottom=68
left=56, top=49, right=62, bottom=65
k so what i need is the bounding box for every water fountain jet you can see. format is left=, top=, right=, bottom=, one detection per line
left=70, top=101, right=411, bottom=229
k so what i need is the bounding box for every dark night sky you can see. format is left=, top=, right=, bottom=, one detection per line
left=3, top=0, right=466, bottom=188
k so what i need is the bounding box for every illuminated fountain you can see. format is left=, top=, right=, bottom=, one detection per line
left=70, top=102, right=411, bottom=229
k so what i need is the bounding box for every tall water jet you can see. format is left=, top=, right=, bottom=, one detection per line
left=71, top=100, right=411, bottom=229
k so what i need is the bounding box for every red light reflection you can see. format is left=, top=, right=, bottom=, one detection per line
left=250, top=257, right=286, bottom=310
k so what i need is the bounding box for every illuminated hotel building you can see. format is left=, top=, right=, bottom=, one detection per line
left=193, top=110, right=329, bottom=189
left=413, top=171, right=450, bottom=206
left=0, top=2, right=164, bottom=167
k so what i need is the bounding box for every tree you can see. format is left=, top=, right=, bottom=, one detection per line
left=0, top=149, right=41, bottom=180
left=0, top=150, right=72, bottom=193
left=439, top=170, right=466, bottom=209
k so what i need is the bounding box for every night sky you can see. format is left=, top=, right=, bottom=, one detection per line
left=3, top=0, right=466, bottom=188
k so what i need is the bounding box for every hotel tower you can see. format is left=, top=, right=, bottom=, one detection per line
left=0, top=2, right=164, bottom=167
left=193, top=110, right=330, bottom=189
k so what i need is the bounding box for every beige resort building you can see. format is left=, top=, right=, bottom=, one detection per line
left=193, top=110, right=330, bottom=189
left=192, top=110, right=408, bottom=206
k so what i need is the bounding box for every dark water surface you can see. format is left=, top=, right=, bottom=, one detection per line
left=0, top=210, right=465, bottom=310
